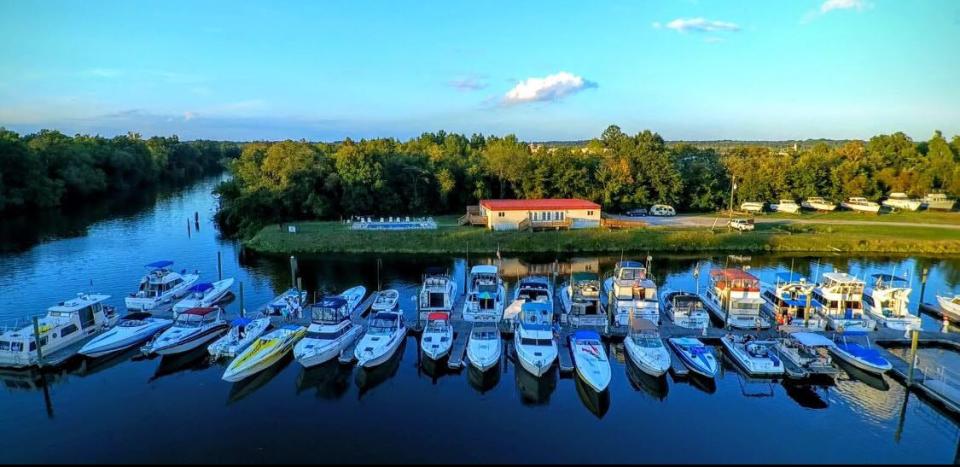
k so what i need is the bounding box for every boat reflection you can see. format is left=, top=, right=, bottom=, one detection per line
left=149, top=346, right=211, bottom=382
left=836, top=359, right=890, bottom=392
left=467, top=363, right=501, bottom=394
left=625, top=359, right=668, bottom=401
left=515, top=364, right=557, bottom=405
left=74, top=347, right=140, bottom=377
left=355, top=340, right=405, bottom=398
left=419, top=353, right=458, bottom=383
left=227, top=354, right=292, bottom=405
left=295, top=360, right=352, bottom=400
left=575, top=374, right=611, bottom=419
left=782, top=380, right=830, bottom=409
left=671, top=372, right=717, bottom=395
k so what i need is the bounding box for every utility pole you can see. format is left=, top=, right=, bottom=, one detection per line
left=728, top=175, right=737, bottom=231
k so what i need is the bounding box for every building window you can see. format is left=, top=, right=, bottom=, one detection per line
left=498, top=212, right=505, bottom=218
left=587, top=210, right=594, bottom=216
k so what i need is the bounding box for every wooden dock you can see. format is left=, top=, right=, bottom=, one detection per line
left=665, top=343, right=690, bottom=377
left=557, top=330, right=574, bottom=373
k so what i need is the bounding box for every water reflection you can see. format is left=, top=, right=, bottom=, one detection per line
left=782, top=381, right=831, bottom=409
left=467, top=363, right=501, bottom=394
left=515, top=364, right=557, bottom=405
left=575, top=374, right=611, bottom=419
left=149, top=346, right=212, bottom=382
left=625, top=359, right=669, bottom=401
left=227, top=353, right=292, bottom=405
left=355, top=340, right=405, bottom=398
left=74, top=348, right=141, bottom=377
left=295, top=360, right=352, bottom=400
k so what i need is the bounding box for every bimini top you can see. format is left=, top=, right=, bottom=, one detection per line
left=822, top=272, right=861, bottom=284
left=572, top=330, right=601, bottom=341
left=630, top=318, right=658, bottom=332
left=316, top=296, right=347, bottom=309
left=189, top=282, right=214, bottom=293
left=427, top=312, right=449, bottom=321
left=836, top=330, right=870, bottom=337
left=480, top=198, right=600, bottom=211
left=871, top=273, right=908, bottom=284
left=790, top=332, right=835, bottom=347
left=146, top=260, right=174, bottom=269
left=617, top=260, right=645, bottom=269
left=775, top=272, right=808, bottom=284
left=182, top=307, right=218, bottom=316
left=471, top=265, right=498, bottom=275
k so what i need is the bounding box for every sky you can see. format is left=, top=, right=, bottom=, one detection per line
left=1, top=0, right=958, bottom=141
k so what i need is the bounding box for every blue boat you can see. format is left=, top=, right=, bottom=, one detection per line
left=829, top=330, right=892, bottom=375
left=668, top=337, right=718, bottom=378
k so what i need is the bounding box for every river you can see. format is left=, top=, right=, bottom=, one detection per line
left=1, top=177, right=960, bottom=463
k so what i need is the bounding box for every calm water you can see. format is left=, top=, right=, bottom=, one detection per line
left=2, top=177, right=960, bottom=463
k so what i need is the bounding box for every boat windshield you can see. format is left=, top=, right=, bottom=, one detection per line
left=472, top=329, right=498, bottom=340
left=618, top=268, right=646, bottom=281
left=520, top=337, right=553, bottom=347
left=632, top=336, right=663, bottom=348
left=311, top=306, right=345, bottom=322
left=369, top=319, right=396, bottom=334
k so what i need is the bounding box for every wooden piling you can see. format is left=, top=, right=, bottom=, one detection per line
left=31, top=316, right=44, bottom=364
left=217, top=251, right=222, bottom=281
left=907, top=328, right=919, bottom=385
left=290, top=256, right=298, bottom=289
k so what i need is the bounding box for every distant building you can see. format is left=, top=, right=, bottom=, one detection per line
left=472, top=198, right=602, bottom=231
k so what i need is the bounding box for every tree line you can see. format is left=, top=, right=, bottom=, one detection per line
left=0, top=128, right=240, bottom=213
left=214, top=125, right=960, bottom=237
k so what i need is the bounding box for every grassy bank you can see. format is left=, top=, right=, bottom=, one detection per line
left=245, top=219, right=960, bottom=256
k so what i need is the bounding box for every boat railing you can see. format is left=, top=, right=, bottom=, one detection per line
left=920, top=361, right=960, bottom=393
left=0, top=313, right=54, bottom=333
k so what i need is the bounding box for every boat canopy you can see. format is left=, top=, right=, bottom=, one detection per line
left=871, top=273, right=908, bottom=284
left=182, top=307, right=218, bottom=316
left=617, top=260, right=644, bottom=269
left=471, top=265, right=498, bottom=275
left=630, top=318, right=658, bottom=332
left=146, top=260, right=174, bottom=269
left=316, top=296, right=347, bottom=309
left=571, top=272, right=599, bottom=282
left=427, top=312, right=449, bottom=321
left=189, top=282, right=214, bottom=293
left=822, top=272, right=860, bottom=284
left=775, top=272, right=807, bottom=284
left=573, top=330, right=601, bottom=341
left=231, top=318, right=252, bottom=326
left=790, top=332, right=835, bottom=347
left=372, top=312, right=399, bottom=321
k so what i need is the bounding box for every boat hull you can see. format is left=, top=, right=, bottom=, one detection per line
left=222, top=329, right=304, bottom=382
left=719, top=337, right=784, bottom=376
left=295, top=327, right=363, bottom=368
left=151, top=324, right=228, bottom=355
left=79, top=319, right=172, bottom=358
left=668, top=338, right=718, bottom=378
left=467, top=341, right=501, bottom=372
left=207, top=318, right=271, bottom=359
left=830, top=345, right=892, bottom=376
left=355, top=330, right=406, bottom=368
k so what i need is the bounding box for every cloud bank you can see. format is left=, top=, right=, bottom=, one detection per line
left=503, top=72, right=596, bottom=105
left=660, top=17, right=740, bottom=33
left=820, top=0, right=868, bottom=14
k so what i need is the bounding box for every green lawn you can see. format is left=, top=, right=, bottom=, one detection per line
left=692, top=209, right=960, bottom=225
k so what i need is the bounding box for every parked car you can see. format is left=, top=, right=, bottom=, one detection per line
left=625, top=208, right=648, bottom=217
left=649, top=204, right=676, bottom=216
left=729, top=218, right=755, bottom=231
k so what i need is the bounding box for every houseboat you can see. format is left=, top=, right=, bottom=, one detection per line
left=812, top=272, right=876, bottom=331
left=125, top=260, right=200, bottom=311
left=862, top=274, right=920, bottom=331
left=559, top=272, right=606, bottom=327
left=700, top=269, right=771, bottom=329
left=760, top=272, right=826, bottom=330
left=600, top=261, right=658, bottom=326
left=462, top=265, right=506, bottom=323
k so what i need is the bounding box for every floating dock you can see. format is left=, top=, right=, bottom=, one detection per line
left=447, top=325, right=470, bottom=370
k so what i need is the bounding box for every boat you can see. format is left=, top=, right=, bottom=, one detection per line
left=775, top=331, right=839, bottom=378
left=462, top=265, right=506, bottom=323
left=293, top=286, right=367, bottom=368
left=719, top=334, right=784, bottom=376
left=222, top=324, right=306, bottom=382
left=923, top=192, right=957, bottom=211
left=668, top=337, right=718, bottom=378
left=371, top=289, right=400, bottom=312
left=760, top=272, right=827, bottom=331
left=770, top=199, right=801, bottom=214
left=740, top=201, right=766, bottom=213
left=354, top=309, right=406, bottom=368
left=882, top=192, right=922, bottom=211
left=78, top=312, right=172, bottom=358
left=418, top=267, right=458, bottom=318
left=208, top=316, right=271, bottom=359
left=171, top=278, right=234, bottom=314
left=813, top=272, right=876, bottom=331
left=700, top=268, right=771, bottom=329
left=829, top=331, right=892, bottom=375
left=420, top=312, right=453, bottom=360
left=659, top=289, right=709, bottom=330
left=574, top=372, right=611, bottom=419
left=862, top=274, right=920, bottom=331
left=125, top=260, right=200, bottom=311
left=841, top=197, right=881, bottom=213
left=504, top=276, right=553, bottom=324
left=513, top=302, right=558, bottom=377
left=0, top=293, right=119, bottom=368
left=355, top=340, right=406, bottom=398
left=141, top=307, right=228, bottom=356
left=600, top=261, right=658, bottom=326
left=623, top=318, right=670, bottom=377
left=801, top=197, right=837, bottom=211
left=570, top=330, right=611, bottom=392
left=466, top=324, right=501, bottom=372
left=937, top=294, right=960, bottom=320
left=559, top=272, right=605, bottom=327
left=258, top=288, right=307, bottom=320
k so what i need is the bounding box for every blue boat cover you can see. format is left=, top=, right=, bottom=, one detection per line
left=146, top=260, right=174, bottom=269
left=316, top=296, right=347, bottom=308
left=775, top=272, right=807, bottom=283
left=521, top=302, right=552, bottom=313
left=618, top=260, right=644, bottom=269
left=837, top=343, right=889, bottom=366
left=779, top=296, right=822, bottom=308
left=189, top=282, right=214, bottom=292
left=573, top=330, right=601, bottom=341
left=231, top=318, right=252, bottom=326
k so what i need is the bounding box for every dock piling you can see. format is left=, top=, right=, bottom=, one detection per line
left=31, top=316, right=44, bottom=365
left=217, top=251, right=222, bottom=281
left=908, top=328, right=919, bottom=386
left=290, top=256, right=298, bottom=289
left=239, top=281, right=244, bottom=318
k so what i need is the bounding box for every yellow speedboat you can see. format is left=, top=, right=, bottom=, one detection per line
left=222, top=324, right=304, bottom=382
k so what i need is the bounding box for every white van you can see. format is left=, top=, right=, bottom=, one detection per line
left=650, top=204, right=676, bottom=216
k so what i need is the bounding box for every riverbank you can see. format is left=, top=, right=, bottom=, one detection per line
left=244, top=216, right=960, bottom=255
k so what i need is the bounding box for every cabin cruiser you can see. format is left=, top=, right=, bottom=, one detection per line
left=700, top=268, right=771, bottom=329
left=420, top=312, right=453, bottom=360
left=862, top=274, right=920, bottom=331
left=467, top=324, right=501, bottom=372
left=923, top=193, right=957, bottom=211
left=659, top=290, right=709, bottom=330
left=514, top=302, right=557, bottom=377
left=172, top=278, right=234, bottom=315
left=79, top=312, right=172, bottom=358
left=504, top=276, right=553, bottom=324
left=841, top=197, right=881, bottom=213
left=801, top=197, right=837, bottom=211
left=222, top=324, right=305, bottom=382
left=355, top=309, right=406, bottom=368
left=125, top=260, right=200, bottom=311
left=0, top=293, right=118, bottom=368
left=668, top=337, right=718, bottom=378
left=208, top=316, right=272, bottom=359
left=623, top=318, right=670, bottom=377
left=142, top=307, right=228, bottom=355
left=462, top=265, right=506, bottom=323
left=938, top=294, right=960, bottom=321
left=882, top=192, right=922, bottom=211
left=419, top=267, right=458, bottom=319
left=570, top=330, right=611, bottom=393
left=813, top=272, right=876, bottom=331
left=770, top=199, right=801, bottom=214
left=600, top=261, right=658, bottom=326
left=258, top=288, right=307, bottom=320
left=760, top=273, right=827, bottom=331
left=720, top=334, right=784, bottom=376
left=774, top=332, right=839, bottom=378
left=371, top=289, right=400, bottom=312
left=829, top=331, right=892, bottom=375
left=559, top=272, right=605, bottom=327
left=740, top=201, right=765, bottom=213
left=293, top=286, right=367, bottom=368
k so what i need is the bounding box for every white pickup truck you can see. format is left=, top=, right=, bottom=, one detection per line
left=729, top=218, right=755, bottom=231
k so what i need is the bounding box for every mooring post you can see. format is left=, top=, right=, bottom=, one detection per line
left=217, top=251, right=222, bottom=281
left=187, top=219, right=191, bottom=238
left=919, top=267, right=929, bottom=306
left=297, top=277, right=302, bottom=293
left=239, top=281, right=245, bottom=318
left=32, top=316, right=44, bottom=365
left=804, top=293, right=812, bottom=329
left=290, top=256, right=298, bottom=290
left=907, top=328, right=919, bottom=386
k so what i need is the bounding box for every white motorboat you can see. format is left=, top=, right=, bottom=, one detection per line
left=462, top=265, right=505, bottom=323
left=775, top=332, right=839, bottom=378
left=623, top=318, right=670, bottom=377
left=466, top=324, right=501, bottom=372
left=420, top=312, right=453, bottom=360
left=142, top=307, right=228, bottom=356
left=700, top=268, right=771, bottom=329
left=659, top=289, right=709, bottom=330
left=208, top=316, right=271, bottom=359
left=863, top=274, right=920, bottom=331
left=222, top=324, right=306, bottom=382
left=570, top=330, right=611, bottom=392
left=882, top=192, right=922, bottom=211
left=770, top=199, right=801, bottom=214
left=801, top=197, right=837, bottom=212
left=938, top=294, right=960, bottom=321
left=668, top=337, right=718, bottom=378
left=0, top=293, right=119, bottom=368
left=418, top=267, right=458, bottom=318
left=601, top=261, right=658, bottom=326
left=559, top=272, right=606, bottom=327
left=504, top=276, right=553, bottom=324
left=259, top=288, right=307, bottom=320
left=841, top=197, right=881, bottom=213
left=829, top=331, right=892, bottom=375
left=760, top=273, right=827, bottom=331
left=79, top=312, right=172, bottom=358
left=355, top=310, right=406, bottom=368
left=740, top=201, right=766, bottom=213
left=371, top=289, right=400, bottom=312
left=125, top=260, right=200, bottom=311
left=513, top=302, right=557, bottom=377
left=719, top=334, right=784, bottom=376
left=172, top=278, right=234, bottom=314
left=923, top=193, right=957, bottom=211
left=813, top=272, right=876, bottom=331
left=293, top=286, right=367, bottom=368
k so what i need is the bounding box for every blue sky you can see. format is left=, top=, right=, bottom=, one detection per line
left=1, top=0, right=958, bottom=141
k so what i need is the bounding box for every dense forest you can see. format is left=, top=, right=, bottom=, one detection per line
left=214, top=125, right=960, bottom=237
left=0, top=128, right=240, bottom=213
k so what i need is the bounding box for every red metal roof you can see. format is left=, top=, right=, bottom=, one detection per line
left=480, top=198, right=600, bottom=211
left=182, top=307, right=218, bottom=316
left=710, top=269, right=760, bottom=291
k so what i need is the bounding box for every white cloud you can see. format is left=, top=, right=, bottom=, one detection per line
left=503, top=71, right=596, bottom=105
left=820, top=0, right=868, bottom=13
left=448, top=77, right=487, bottom=91
left=183, top=111, right=197, bottom=121
left=663, top=17, right=740, bottom=33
